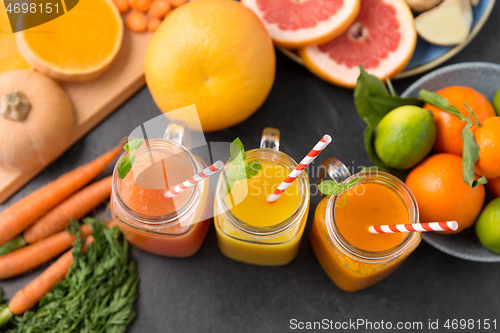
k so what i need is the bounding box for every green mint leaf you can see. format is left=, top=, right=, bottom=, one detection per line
left=229, top=138, right=246, bottom=164
left=123, top=138, right=144, bottom=153
left=419, top=90, right=469, bottom=122
left=461, top=119, right=484, bottom=188
left=245, top=161, right=262, bottom=179
left=117, top=155, right=136, bottom=179
left=367, top=96, right=423, bottom=115
left=472, top=177, right=488, bottom=188
left=318, top=180, right=342, bottom=195
left=344, top=177, right=364, bottom=190
left=354, top=65, right=390, bottom=128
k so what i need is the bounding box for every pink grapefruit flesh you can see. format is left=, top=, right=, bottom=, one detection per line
left=242, top=0, right=360, bottom=48
left=299, top=0, right=416, bottom=88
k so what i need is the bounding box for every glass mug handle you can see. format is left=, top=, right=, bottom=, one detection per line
left=260, top=127, right=280, bottom=151
left=317, top=157, right=351, bottom=186
left=163, top=120, right=191, bottom=147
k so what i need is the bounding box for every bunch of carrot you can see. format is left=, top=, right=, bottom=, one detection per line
left=113, top=0, right=187, bottom=33
left=0, top=141, right=124, bottom=320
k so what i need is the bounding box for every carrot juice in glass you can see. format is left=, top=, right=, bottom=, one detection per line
left=111, top=124, right=210, bottom=257
left=214, top=128, right=310, bottom=266
left=310, top=158, right=421, bottom=291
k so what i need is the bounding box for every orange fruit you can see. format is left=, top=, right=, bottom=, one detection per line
left=298, top=0, right=416, bottom=89
left=148, top=0, right=170, bottom=18
left=474, top=117, right=500, bottom=179
left=405, top=153, right=485, bottom=233
left=113, top=0, right=130, bottom=13
left=423, top=86, right=496, bottom=156
left=126, top=11, right=148, bottom=32
left=145, top=0, right=275, bottom=132
left=487, top=176, right=500, bottom=198
left=16, top=0, right=123, bottom=81
left=243, top=0, right=360, bottom=48
left=130, top=0, right=151, bottom=11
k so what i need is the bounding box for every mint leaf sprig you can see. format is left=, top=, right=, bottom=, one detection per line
left=117, top=138, right=144, bottom=179
left=318, top=177, right=364, bottom=207
left=224, top=138, right=262, bottom=195
left=420, top=90, right=487, bottom=188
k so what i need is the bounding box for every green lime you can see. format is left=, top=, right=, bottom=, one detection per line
left=374, top=105, right=436, bottom=170
left=493, top=86, right=500, bottom=116
left=476, top=198, right=500, bottom=254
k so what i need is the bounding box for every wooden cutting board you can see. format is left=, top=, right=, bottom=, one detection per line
left=0, top=30, right=152, bottom=204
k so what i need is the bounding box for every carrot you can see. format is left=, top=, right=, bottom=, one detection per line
left=23, top=177, right=112, bottom=244
left=8, top=236, right=95, bottom=316
left=0, top=224, right=92, bottom=280
left=0, top=141, right=124, bottom=247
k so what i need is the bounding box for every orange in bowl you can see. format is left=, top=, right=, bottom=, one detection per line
left=423, top=86, right=497, bottom=156
left=405, top=153, right=485, bottom=233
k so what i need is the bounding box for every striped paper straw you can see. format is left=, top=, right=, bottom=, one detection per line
left=267, top=135, right=332, bottom=203
left=369, top=221, right=459, bottom=234
left=165, top=160, right=224, bottom=199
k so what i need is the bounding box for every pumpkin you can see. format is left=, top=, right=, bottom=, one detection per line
left=0, top=69, right=74, bottom=172
left=15, top=0, right=123, bottom=81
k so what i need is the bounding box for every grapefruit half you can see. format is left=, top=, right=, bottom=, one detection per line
left=242, top=0, right=360, bottom=49
left=299, top=0, right=416, bottom=88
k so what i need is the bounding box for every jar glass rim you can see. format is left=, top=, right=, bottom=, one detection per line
left=216, top=148, right=310, bottom=238
left=112, top=138, right=202, bottom=228
left=326, top=171, right=420, bottom=262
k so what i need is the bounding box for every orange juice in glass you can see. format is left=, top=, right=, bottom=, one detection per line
left=310, top=158, right=421, bottom=291
left=214, top=128, right=310, bottom=266
left=111, top=124, right=210, bottom=257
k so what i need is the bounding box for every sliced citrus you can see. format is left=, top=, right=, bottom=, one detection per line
left=299, top=0, right=416, bottom=88
left=16, top=0, right=123, bottom=82
left=242, top=0, right=360, bottom=49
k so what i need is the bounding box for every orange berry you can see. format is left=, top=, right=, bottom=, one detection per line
left=129, top=0, right=151, bottom=12
left=148, top=18, right=162, bottom=32
left=474, top=117, right=500, bottom=179
left=148, top=0, right=170, bottom=18
left=423, top=86, right=496, bottom=156
left=405, top=153, right=485, bottom=233
left=113, top=0, right=130, bottom=13
left=126, top=11, right=148, bottom=32
left=169, top=0, right=186, bottom=7
left=487, top=176, right=500, bottom=197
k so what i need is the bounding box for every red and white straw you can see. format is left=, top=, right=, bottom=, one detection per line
left=267, top=135, right=332, bottom=203
left=368, top=221, right=459, bottom=234
left=165, top=160, right=224, bottom=199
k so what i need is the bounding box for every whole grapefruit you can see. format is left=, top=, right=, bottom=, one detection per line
left=423, top=86, right=496, bottom=156
left=405, top=153, right=485, bottom=233
left=145, top=0, right=276, bottom=132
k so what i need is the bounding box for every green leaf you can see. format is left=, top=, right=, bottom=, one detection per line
left=318, top=180, right=342, bottom=196
left=229, top=138, right=246, bottom=164
left=419, top=89, right=469, bottom=122
left=245, top=161, right=262, bottom=179
left=354, top=66, right=390, bottom=128
left=123, top=138, right=144, bottom=153
left=367, top=96, right=423, bottom=116
left=224, top=138, right=262, bottom=194
left=117, top=155, right=136, bottom=179
left=462, top=120, right=487, bottom=188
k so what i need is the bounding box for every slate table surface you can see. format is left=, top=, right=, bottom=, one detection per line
left=2, top=5, right=500, bottom=332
